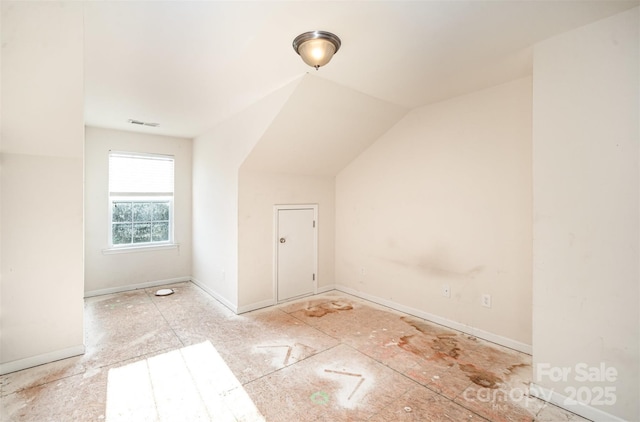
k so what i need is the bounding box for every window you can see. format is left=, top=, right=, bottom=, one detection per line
left=108, top=152, right=174, bottom=248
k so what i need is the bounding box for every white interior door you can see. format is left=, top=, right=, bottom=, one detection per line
left=276, top=207, right=316, bottom=302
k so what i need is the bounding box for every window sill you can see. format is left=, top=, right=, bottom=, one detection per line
left=102, top=243, right=179, bottom=255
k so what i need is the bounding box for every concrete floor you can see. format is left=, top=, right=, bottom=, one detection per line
left=0, top=282, right=588, bottom=421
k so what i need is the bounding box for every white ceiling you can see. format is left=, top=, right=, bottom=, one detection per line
left=241, top=74, right=408, bottom=176
left=83, top=0, right=638, bottom=139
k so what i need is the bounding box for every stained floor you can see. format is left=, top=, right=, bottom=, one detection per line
left=0, top=282, right=589, bottom=421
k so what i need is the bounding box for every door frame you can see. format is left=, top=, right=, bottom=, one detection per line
left=273, top=204, right=319, bottom=303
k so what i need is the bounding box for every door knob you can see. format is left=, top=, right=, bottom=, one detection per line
left=280, top=238, right=286, bottom=243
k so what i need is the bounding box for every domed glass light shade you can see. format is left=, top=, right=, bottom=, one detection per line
left=293, top=31, right=341, bottom=70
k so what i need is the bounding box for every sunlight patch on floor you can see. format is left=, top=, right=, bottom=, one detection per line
left=106, top=341, right=265, bottom=422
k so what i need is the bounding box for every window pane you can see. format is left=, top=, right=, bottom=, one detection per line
left=153, top=202, right=170, bottom=221
left=112, top=202, right=132, bottom=223
left=152, top=222, right=169, bottom=242
left=133, top=202, right=152, bottom=222
left=112, top=223, right=132, bottom=244
left=133, top=223, right=151, bottom=243
left=109, top=152, right=174, bottom=247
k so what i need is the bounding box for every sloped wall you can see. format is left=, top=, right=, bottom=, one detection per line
left=238, top=75, right=407, bottom=311
left=335, top=77, right=533, bottom=350
left=192, top=78, right=301, bottom=311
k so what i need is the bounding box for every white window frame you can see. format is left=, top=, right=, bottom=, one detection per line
left=106, top=151, right=176, bottom=252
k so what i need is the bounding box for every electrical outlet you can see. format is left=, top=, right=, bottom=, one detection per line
left=482, top=294, right=491, bottom=308
left=442, top=284, right=450, bottom=298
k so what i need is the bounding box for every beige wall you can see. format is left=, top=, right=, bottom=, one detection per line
left=532, top=8, right=639, bottom=421
left=0, top=2, right=85, bottom=373
left=335, top=77, right=533, bottom=350
left=192, top=79, right=300, bottom=311
left=238, top=171, right=335, bottom=310
left=235, top=75, right=405, bottom=312
left=84, top=127, right=192, bottom=295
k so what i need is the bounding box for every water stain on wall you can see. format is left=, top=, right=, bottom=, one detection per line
left=304, top=301, right=353, bottom=318
left=381, top=251, right=485, bottom=279
left=416, top=256, right=485, bottom=279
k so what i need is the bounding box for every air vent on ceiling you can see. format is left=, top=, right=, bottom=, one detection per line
left=128, top=119, right=160, bottom=127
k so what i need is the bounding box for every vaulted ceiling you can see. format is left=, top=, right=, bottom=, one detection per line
left=83, top=1, right=638, bottom=139
left=240, top=75, right=407, bottom=176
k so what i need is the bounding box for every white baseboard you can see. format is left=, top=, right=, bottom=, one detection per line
left=530, top=383, right=626, bottom=422
left=334, top=284, right=532, bottom=355
left=237, top=299, right=276, bottom=314
left=316, top=283, right=335, bottom=294
left=0, top=344, right=85, bottom=376
left=236, top=283, right=336, bottom=314
left=190, top=278, right=238, bottom=314
left=84, top=276, right=192, bottom=298
left=83, top=278, right=531, bottom=353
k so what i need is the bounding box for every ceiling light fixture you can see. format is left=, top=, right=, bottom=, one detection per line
left=292, top=30, right=341, bottom=70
